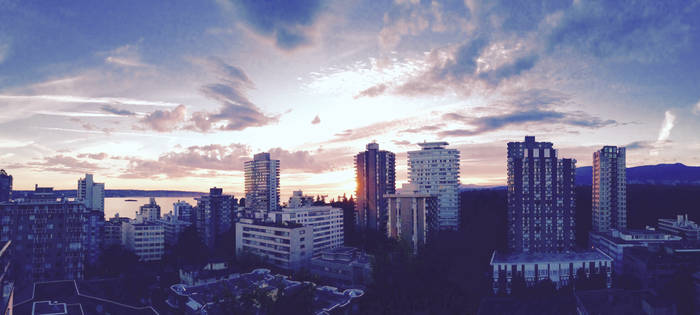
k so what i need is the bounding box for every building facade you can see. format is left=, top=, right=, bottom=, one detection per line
left=658, top=214, right=700, bottom=241
left=244, top=152, right=280, bottom=214
left=592, top=146, right=627, bottom=232
left=1, top=241, right=14, bottom=315
left=0, top=187, right=88, bottom=283
left=122, top=216, right=165, bottom=262
left=507, top=136, right=576, bottom=253
left=0, top=170, right=11, bottom=203
left=194, top=188, right=235, bottom=249
left=77, top=173, right=105, bottom=212
left=268, top=205, right=344, bottom=257
left=288, top=190, right=314, bottom=208
left=139, top=197, right=161, bottom=221
left=103, top=215, right=129, bottom=248
left=310, top=246, right=373, bottom=287
left=158, top=213, right=192, bottom=247
left=173, top=200, right=194, bottom=223
left=235, top=219, right=313, bottom=271
left=385, top=183, right=438, bottom=253
left=355, top=142, right=396, bottom=232
left=408, top=142, right=460, bottom=230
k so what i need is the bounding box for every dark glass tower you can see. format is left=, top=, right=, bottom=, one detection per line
left=507, top=136, right=576, bottom=253
left=355, top=143, right=396, bottom=232
left=0, top=169, right=11, bottom=202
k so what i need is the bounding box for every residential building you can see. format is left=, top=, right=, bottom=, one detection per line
left=194, top=188, right=235, bottom=249
left=0, top=170, right=11, bottom=202
left=408, top=141, right=460, bottom=230
left=103, top=215, right=129, bottom=248
left=310, top=246, right=373, bottom=287
left=173, top=200, right=194, bottom=223
left=589, top=228, right=681, bottom=275
left=158, top=213, right=192, bottom=247
left=385, top=183, right=438, bottom=253
left=122, top=215, right=165, bottom=262
left=244, top=152, right=280, bottom=214
left=1, top=241, right=14, bottom=315
left=658, top=214, right=700, bottom=241
left=77, top=173, right=105, bottom=212
left=507, top=136, right=576, bottom=253
left=355, top=142, right=396, bottom=232
left=288, top=190, right=314, bottom=208
left=592, top=146, right=627, bottom=232
left=139, top=197, right=161, bottom=221
left=235, top=219, right=313, bottom=271
left=167, top=268, right=364, bottom=314
left=0, top=186, right=87, bottom=283
left=268, top=205, right=344, bottom=257
left=623, top=244, right=700, bottom=293
left=490, top=251, right=612, bottom=294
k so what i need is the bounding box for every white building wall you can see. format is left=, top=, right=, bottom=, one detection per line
left=270, top=206, right=344, bottom=257
left=235, top=220, right=313, bottom=270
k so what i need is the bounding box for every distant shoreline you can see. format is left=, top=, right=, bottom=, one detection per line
left=12, top=189, right=207, bottom=198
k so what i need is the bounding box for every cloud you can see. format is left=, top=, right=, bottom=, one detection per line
left=227, top=0, right=325, bottom=50
left=392, top=140, right=412, bottom=146
left=625, top=141, right=653, bottom=150
left=656, top=110, right=675, bottom=142
left=103, top=44, right=148, bottom=67
left=186, top=57, right=278, bottom=132
left=0, top=95, right=178, bottom=107
left=101, top=105, right=136, bottom=116
left=77, top=153, right=110, bottom=160
left=328, top=119, right=406, bottom=143
left=25, top=155, right=104, bottom=174
left=0, top=42, right=9, bottom=64
left=122, top=143, right=336, bottom=178
left=139, top=104, right=187, bottom=132
left=354, top=84, right=388, bottom=99
left=478, top=54, right=538, bottom=86
left=694, top=100, right=700, bottom=115
left=311, top=115, right=321, bottom=124
left=400, top=123, right=445, bottom=133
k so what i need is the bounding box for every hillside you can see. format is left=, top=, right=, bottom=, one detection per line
left=576, top=163, right=700, bottom=186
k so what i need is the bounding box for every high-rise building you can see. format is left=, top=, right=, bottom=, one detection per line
left=173, top=200, right=194, bottom=223
left=77, top=174, right=105, bottom=266
left=139, top=197, right=161, bottom=221
left=268, top=205, right=344, bottom=257
left=507, top=136, right=576, bottom=253
left=77, top=173, right=105, bottom=212
left=244, top=152, right=280, bottom=214
left=0, top=187, right=88, bottom=283
left=355, top=142, right=395, bottom=232
left=408, top=142, right=460, bottom=230
left=385, top=184, right=438, bottom=253
left=0, top=169, right=11, bottom=202
left=194, top=188, right=235, bottom=249
left=592, top=146, right=627, bottom=232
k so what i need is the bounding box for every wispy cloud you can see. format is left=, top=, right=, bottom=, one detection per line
left=138, top=105, right=187, bottom=132
left=650, top=110, right=675, bottom=156
left=101, top=105, right=136, bottom=116
left=0, top=95, right=179, bottom=107
left=311, top=115, right=321, bottom=124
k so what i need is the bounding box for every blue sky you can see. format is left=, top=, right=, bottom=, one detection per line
left=1, top=0, right=699, bottom=198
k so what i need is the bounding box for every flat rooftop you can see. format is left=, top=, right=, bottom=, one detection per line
left=491, top=250, right=612, bottom=264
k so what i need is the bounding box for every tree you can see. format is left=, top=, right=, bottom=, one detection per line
left=172, top=226, right=209, bottom=269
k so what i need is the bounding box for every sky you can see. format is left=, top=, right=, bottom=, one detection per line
left=1, top=0, right=699, bottom=200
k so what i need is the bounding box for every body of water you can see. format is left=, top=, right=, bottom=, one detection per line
left=105, top=197, right=198, bottom=219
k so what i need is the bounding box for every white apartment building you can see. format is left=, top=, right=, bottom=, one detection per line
left=268, top=206, right=344, bottom=257
left=408, top=142, right=460, bottom=230
left=235, top=219, right=313, bottom=271
left=158, top=213, right=192, bottom=247
left=77, top=173, right=104, bottom=212
left=122, top=215, right=165, bottom=262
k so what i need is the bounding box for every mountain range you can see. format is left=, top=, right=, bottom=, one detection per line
left=576, top=163, right=700, bottom=186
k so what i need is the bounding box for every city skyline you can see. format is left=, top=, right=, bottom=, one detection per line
left=1, top=1, right=700, bottom=198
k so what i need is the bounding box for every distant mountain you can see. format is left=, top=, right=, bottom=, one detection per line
left=12, top=189, right=206, bottom=198
left=576, top=163, right=700, bottom=186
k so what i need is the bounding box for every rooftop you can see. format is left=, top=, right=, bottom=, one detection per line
left=491, top=250, right=612, bottom=265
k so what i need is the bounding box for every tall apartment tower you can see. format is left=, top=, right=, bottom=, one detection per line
left=592, top=146, right=627, bottom=232
left=0, top=169, right=11, bottom=202
left=195, top=187, right=235, bottom=249
left=244, top=152, right=280, bottom=214
left=408, top=142, right=460, bottom=230
left=355, top=143, right=396, bottom=232
left=77, top=173, right=105, bottom=212
left=507, top=136, right=576, bottom=253
left=385, top=184, right=438, bottom=253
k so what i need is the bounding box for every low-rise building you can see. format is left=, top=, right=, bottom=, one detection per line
left=385, top=183, right=438, bottom=253
left=658, top=214, right=700, bottom=241
left=235, top=219, right=313, bottom=271
left=103, top=214, right=130, bottom=248
left=310, top=246, right=373, bottom=287
left=589, top=228, right=681, bottom=275
left=167, top=268, right=364, bottom=315
left=122, top=215, right=164, bottom=262
left=268, top=206, right=344, bottom=257
left=490, top=250, right=613, bottom=294
left=623, top=244, right=700, bottom=292
left=288, top=190, right=314, bottom=208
